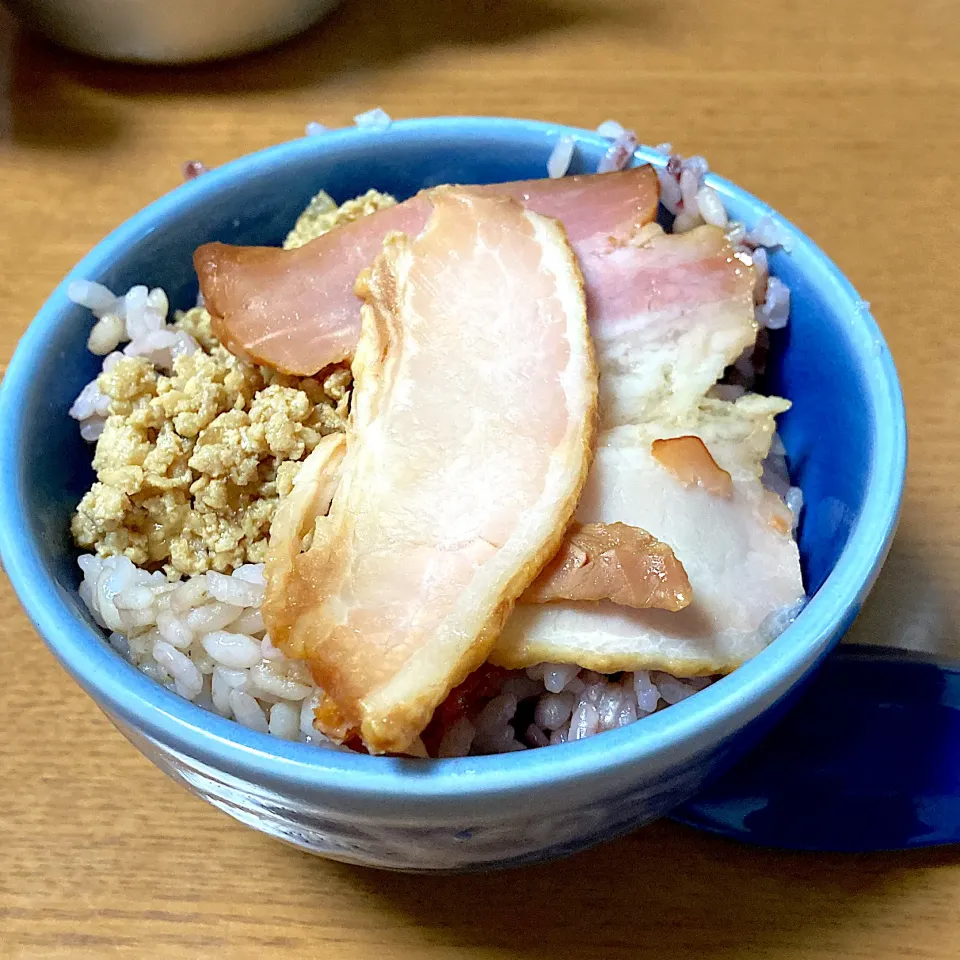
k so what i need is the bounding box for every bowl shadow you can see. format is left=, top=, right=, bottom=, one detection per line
left=4, top=0, right=665, bottom=150
left=9, top=0, right=663, bottom=98
left=841, top=504, right=958, bottom=658
left=4, top=26, right=119, bottom=150
left=281, top=820, right=960, bottom=959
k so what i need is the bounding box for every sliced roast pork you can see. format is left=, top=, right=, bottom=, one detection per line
left=263, top=190, right=598, bottom=754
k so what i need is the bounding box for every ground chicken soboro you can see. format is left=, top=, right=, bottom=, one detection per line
left=71, top=321, right=350, bottom=576
left=71, top=188, right=396, bottom=577
left=283, top=188, right=396, bottom=250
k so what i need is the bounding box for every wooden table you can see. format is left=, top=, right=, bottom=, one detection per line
left=1, top=1, right=958, bottom=956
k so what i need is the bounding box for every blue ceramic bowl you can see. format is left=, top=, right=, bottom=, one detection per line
left=0, top=118, right=906, bottom=871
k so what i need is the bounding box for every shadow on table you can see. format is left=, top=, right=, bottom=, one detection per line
left=841, top=505, right=958, bottom=659
left=3, top=28, right=119, bottom=150
left=4, top=0, right=667, bottom=150
left=56, top=0, right=660, bottom=96
left=303, top=820, right=960, bottom=959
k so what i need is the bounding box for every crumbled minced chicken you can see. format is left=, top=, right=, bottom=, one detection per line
left=284, top=189, right=396, bottom=250
left=72, top=188, right=394, bottom=577
left=72, top=325, right=350, bottom=576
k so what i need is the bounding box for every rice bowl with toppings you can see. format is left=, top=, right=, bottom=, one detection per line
left=0, top=115, right=905, bottom=871
left=63, top=125, right=807, bottom=760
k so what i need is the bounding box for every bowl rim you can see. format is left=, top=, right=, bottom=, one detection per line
left=0, top=116, right=907, bottom=809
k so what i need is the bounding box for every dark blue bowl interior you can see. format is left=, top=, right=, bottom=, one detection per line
left=762, top=254, right=869, bottom=596
left=22, top=124, right=874, bottom=653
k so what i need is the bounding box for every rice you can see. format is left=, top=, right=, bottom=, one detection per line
left=182, top=160, right=208, bottom=181
left=757, top=276, right=791, bottom=330
left=547, top=135, right=576, bottom=179
left=79, top=553, right=342, bottom=747
left=596, top=119, right=626, bottom=139
left=597, top=129, right=640, bottom=174
left=67, top=282, right=199, bottom=433
left=68, top=130, right=805, bottom=757
left=353, top=107, right=392, bottom=132
left=746, top=214, right=794, bottom=253
left=653, top=145, right=713, bottom=231
left=696, top=185, right=728, bottom=228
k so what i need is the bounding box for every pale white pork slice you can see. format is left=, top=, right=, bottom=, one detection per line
left=588, top=224, right=758, bottom=428
left=264, top=189, right=597, bottom=754
left=492, top=396, right=805, bottom=676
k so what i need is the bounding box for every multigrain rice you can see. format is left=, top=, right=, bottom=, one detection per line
left=547, top=135, right=576, bottom=179
left=353, top=107, right=392, bottom=131
left=79, top=553, right=342, bottom=746
left=76, top=551, right=734, bottom=755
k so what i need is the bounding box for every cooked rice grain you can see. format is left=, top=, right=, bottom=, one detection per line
left=547, top=135, right=576, bottom=179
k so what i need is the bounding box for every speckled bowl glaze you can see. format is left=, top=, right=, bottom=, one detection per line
left=0, top=118, right=906, bottom=872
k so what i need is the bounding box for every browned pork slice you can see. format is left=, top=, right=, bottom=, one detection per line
left=651, top=435, right=733, bottom=498
left=521, top=522, right=692, bottom=610
left=263, top=189, right=598, bottom=754
left=194, top=166, right=659, bottom=376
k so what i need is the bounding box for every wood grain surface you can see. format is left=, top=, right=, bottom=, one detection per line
left=1, top=1, right=959, bottom=957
